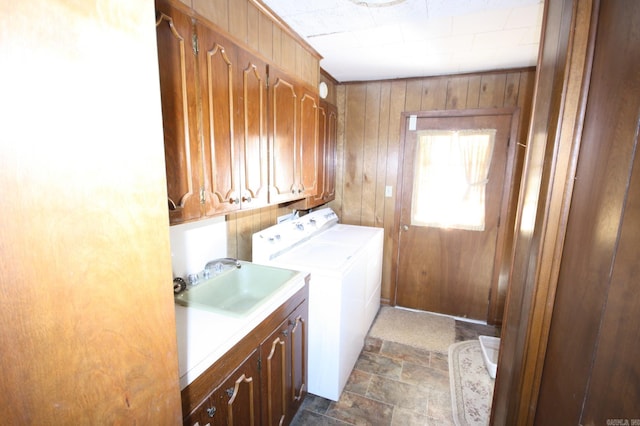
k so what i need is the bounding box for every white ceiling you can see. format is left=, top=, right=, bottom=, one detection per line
left=261, top=0, right=544, bottom=82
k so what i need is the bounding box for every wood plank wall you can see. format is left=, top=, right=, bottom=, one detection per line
left=225, top=68, right=535, bottom=322
left=328, top=69, right=536, bottom=311
left=176, top=0, right=320, bottom=87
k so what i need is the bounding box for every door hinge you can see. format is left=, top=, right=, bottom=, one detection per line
left=257, top=358, right=261, bottom=371
left=192, top=33, right=199, bottom=55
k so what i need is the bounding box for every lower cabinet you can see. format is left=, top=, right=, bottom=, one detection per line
left=185, top=349, right=261, bottom=426
left=181, top=282, right=309, bottom=426
left=260, top=302, right=307, bottom=426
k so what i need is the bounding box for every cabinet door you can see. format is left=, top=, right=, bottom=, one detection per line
left=260, top=319, right=289, bottom=426
left=238, top=50, right=269, bottom=208
left=155, top=0, right=202, bottom=224
left=184, top=349, right=260, bottom=426
left=309, top=103, right=327, bottom=205
left=287, top=302, right=308, bottom=424
left=323, top=103, right=338, bottom=202
left=268, top=67, right=299, bottom=203
left=297, top=86, right=319, bottom=198
left=199, top=25, right=241, bottom=216
left=183, top=394, right=217, bottom=426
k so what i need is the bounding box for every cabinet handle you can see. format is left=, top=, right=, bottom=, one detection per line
left=229, top=197, right=240, bottom=205
left=226, top=387, right=234, bottom=398
left=242, top=195, right=252, bottom=203
left=206, top=406, right=216, bottom=417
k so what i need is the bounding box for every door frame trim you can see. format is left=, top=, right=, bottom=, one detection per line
left=391, top=107, right=520, bottom=324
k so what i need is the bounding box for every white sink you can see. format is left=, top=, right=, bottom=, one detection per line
left=174, top=263, right=298, bottom=316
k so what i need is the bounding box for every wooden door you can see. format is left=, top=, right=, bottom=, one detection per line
left=311, top=101, right=337, bottom=205
left=268, top=67, right=298, bottom=203
left=323, top=103, right=338, bottom=202
left=287, top=304, right=308, bottom=424
left=260, top=320, right=288, bottom=426
left=297, top=86, right=319, bottom=198
left=395, top=109, right=518, bottom=320
left=238, top=49, right=269, bottom=208
left=155, top=0, right=202, bottom=224
left=209, top=349, right=260, bottom=426
left=199, top=25, right=240, bottom=216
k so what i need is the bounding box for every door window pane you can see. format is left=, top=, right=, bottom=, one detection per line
left=411, top=129, right=496, bottom=231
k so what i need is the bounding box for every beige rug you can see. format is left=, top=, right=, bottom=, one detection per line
left=367, top=306, right=456, bottom=353
left=449, top=340, right=494, bottom=426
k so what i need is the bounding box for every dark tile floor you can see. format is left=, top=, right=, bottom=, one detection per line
left=291, top=315, right=500, bottom=426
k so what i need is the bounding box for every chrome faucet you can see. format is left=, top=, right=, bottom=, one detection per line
left=204, top=257, right=242, bottom=275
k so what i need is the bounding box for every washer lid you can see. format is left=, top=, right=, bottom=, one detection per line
left=315, top=224, right=382, bottom=245
left=276, top=241, right=359, bottom=270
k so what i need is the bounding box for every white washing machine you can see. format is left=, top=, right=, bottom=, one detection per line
left=252, top=208, right=383, bottom=401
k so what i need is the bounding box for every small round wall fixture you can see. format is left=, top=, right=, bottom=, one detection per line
left=348, top=0, right=407, bottom=6
left=319, top=81, right=328, bottom=99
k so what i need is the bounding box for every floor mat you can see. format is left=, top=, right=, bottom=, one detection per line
left=368, top=306, right=455, bottom=353
left=449, top=340, right=494, bottom=426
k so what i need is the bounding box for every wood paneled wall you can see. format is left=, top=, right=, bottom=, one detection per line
left=329, top=69, right=536, bottom=309
left=225, top=68, right=535, bottom=320
left=176, top=0, right=320, bottom=86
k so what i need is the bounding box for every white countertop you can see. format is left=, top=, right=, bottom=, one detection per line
left=174, top=270, right=307, bottom=390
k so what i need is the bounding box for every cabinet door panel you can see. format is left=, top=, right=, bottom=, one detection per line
left=155, top=0, right=202, bottom=224
left=298, top=89, right=319, bottom=198
left=269, top=69, right=298, bottom=203
left=238, top=50, right=269, bottom=208
left=199, top=27, right=240, bottom=215
left=310, top=104, right=327, bottom=205
left=323, top=103, right=338, bottom=202
left=213, top=349, right=260, bottom=426
left=184, top=394, right=217, bottom=426
left=261, top=321, right=288, bottom=426
left=288, top=304, right=308, bottom=423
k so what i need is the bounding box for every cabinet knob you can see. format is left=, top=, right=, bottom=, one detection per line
left=282, top=329, right=289, bottom=337
left=226, top=387, right=235, bottom=398
left=229, top=197, right=240, bottom=205
left=291, top=189, right=296, bottom=194
left=207, top=406, right=216, bottom=417
left=242, top=195, right=252, bottom=203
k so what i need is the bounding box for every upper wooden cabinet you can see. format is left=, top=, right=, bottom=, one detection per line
left=323, top=102, right=337, bottom=203
left=290, top=100, right=337, bottom=210
left=155, top=1, right=202, bottom=224
left=268, top=66, right=319, bottom=204
left=156, top=0, right=321, bottom=224
left=198, top=26, right=241, bottom=216
left=155, top=0, right=270, bottom=224
left=199, top=26, right=270, bottom=216
left=238, top=49, right=269, bottom=209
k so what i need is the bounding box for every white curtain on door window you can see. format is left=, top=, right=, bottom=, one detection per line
left=411, top=130, right=467, bottom=229
left=457, top=129, right=496, bottom=231
left=411, top=129, right=496, bottom=231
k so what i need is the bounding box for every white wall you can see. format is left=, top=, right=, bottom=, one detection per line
left=169, top=217, right=228, bottom=279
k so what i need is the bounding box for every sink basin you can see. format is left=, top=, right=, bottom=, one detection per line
left=174, top=263, right=299, bottom=316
